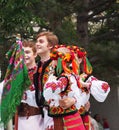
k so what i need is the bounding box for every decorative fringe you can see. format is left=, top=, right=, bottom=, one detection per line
left=56, top=58, right=63, bottom=76
left=62, top=60, right=71, bottom=74
left=72, top=59, right=79, bottom=75
left=0, top=41, right=31, bottom=125
left=83, top=57, right=92, bottom=75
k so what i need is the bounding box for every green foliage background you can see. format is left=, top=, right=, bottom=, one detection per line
left=0, top=0, right=119, bottom=86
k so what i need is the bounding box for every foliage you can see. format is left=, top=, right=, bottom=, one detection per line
left=0, top=0, right=119, bottom=82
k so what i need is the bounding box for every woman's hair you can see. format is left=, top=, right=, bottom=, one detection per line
left=36, top=31, right=58, bottom=47
left=22, top=40, right=37, bottom=54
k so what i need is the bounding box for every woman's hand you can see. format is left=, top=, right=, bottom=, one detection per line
left=59, top=97, right=76, bottom=109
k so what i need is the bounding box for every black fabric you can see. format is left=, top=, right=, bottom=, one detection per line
left=34, top=59, right=52, bottom=107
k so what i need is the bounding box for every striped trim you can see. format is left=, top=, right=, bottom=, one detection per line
left=63, top=112, right=85, bottom=130
left=63, top=116, right=80, bottom=123
left=64, top=122, right=83, bottom=129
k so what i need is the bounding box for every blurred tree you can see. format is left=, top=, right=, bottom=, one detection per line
left=0, top=0, right=119, bottom=81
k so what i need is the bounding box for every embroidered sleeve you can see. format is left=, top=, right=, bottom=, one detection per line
left=43, top=74, right=69, bottom=107
left=86, top=76, right=110, bottom=102
left=44, top=75, right=68, bottom=92
left=68, top=75, right=87, bottom=109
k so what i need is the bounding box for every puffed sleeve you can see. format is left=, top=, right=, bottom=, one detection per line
left=68, top=75, right=90, bottom=109
left=86, top=76, right=110, bottom=102
left=43, top=74, right=69, bottom=106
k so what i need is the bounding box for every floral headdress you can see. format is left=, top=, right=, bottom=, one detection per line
left=50, top=44, right=92, bottom=76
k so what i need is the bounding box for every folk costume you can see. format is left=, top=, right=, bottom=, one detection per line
left=79, top=75, right=110, bottom=130
left=17, top=65, right=45, bottom=130
left=60, top=46, right=110, bottom=130
left=34, top=59, right=55, bottom=130
left=34, top=45, right=91, bottom=130
left=0, top=41, right=46, bottom=130
left=34, top=44, right=110, bottom=130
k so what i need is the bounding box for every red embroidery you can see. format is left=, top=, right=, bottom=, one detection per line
left=45, top=77, right=68, bottom=92
left=90, top=76, right=97, bottom=81
left=102, top=83, right=109, bottom=92
left=59, top=77, right=68, bottom=87
left=28, top=66, right=37, bottom=91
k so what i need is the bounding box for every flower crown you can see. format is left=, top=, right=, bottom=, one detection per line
left=50, top=45, right=86, bottom=61
left=50, top=44, right=92, bottom=76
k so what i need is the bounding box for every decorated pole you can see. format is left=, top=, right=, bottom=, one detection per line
left=6, top=34, right=22, bottom=130
left=14, top=34, right=21, bottom=130
left=0, top=34, right=30, bottom=130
